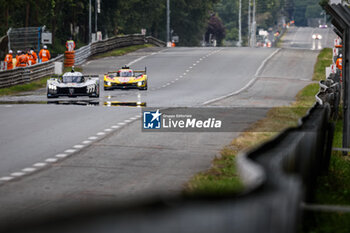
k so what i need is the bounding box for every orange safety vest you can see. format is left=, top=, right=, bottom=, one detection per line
left=39, top=49, right=51, bottom=62
left=4, top=54, right=13, bottom=69
left=336, top=57, right=343, bottom=70
left=66, top=40, right=76, bottom=51
left=17, top=54, right=29, bottom=67
left=28, top=51, right=37, bottom=65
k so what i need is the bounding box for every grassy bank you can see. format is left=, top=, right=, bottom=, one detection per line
left=185, top=83, right=319, bottom=196
left=303, top=119, right=350, bottom=233
left=313, top=48, right=333, bottom=81
left=92, top=44, right=153, bottom=59
left=0, top=77, right=49, bottom=96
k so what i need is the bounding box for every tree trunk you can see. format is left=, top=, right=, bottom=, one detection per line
left=25, top=2, right=30, bottom=27
left=5, top=5, right=9, bottom=28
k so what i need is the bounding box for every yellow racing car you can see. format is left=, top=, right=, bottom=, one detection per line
left=104, top=66, right=148, bottom=90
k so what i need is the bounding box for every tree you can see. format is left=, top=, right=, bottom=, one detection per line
left=206, top=13, right=226, bottom=45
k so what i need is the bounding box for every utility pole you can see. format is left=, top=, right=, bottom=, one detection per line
left=251, top=0, right=256, bottom=47
left=95, top=0, right=97, bottom=41
left=238, top=0, right=242, bottom=47
left=89, top=0, right=91, bottom=43
left=167, top=0, right=170, bottom=43
left=248, top=0, right=251, bottom=47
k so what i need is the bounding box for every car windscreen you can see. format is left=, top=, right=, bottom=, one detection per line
left=118, top=71, right=133, bottom=77
left=62, top=76, right=83, bottom=83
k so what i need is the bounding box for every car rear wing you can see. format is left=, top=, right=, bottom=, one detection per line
left=134, top=67, right=147, bottom=74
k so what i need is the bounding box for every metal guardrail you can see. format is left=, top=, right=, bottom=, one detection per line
left=0, top=35, right=165, bottom=88
left=1, top=104, right=333, bottom=233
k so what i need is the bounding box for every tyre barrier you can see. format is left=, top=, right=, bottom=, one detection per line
left=0, top=104, right=333, bottom=233
left=64, top=51, right=75, bottom=67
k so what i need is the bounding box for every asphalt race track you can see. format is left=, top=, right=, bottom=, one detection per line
left=0, top=27, right=336, bottom=223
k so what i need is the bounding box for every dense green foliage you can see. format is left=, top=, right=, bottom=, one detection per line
left=215, top=0, right=323, bottom=43
left=0, top=0, right=324, bottom=49
left=0, top=0, right=218, bottom=48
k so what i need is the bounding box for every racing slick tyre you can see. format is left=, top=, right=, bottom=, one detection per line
left=139, top=84, right=148, bottom=91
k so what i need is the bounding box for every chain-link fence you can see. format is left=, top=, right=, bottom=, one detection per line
left=7, top=27, right=41, bottom=53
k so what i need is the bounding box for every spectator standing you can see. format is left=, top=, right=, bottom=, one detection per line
left=16, top=51, right=29, bottom=67
left=39, top=45, right=51, bottom=62
left=4, top=50, right=13, bottom=70
left=28, top=48, right=38, bottom=65
left=66, top=37, right=76, bottom=52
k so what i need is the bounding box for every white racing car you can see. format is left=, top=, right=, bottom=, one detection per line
left=47, top=68, right=100, bottom=98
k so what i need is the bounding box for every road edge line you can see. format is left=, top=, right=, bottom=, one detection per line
left=202, top=48, right=281, bottom=106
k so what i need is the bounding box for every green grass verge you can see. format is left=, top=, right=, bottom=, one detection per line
left=92, top=44, right=154, bottom=59
left=184, top=83, right=318, bottom=196
left=0, top=77, right=49, bottom=96
left=303, top=119, right=350, bottom=233
left=313, top=48, right=333, bottom=81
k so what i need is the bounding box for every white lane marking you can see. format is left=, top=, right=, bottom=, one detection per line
left=254, top=48, right=281, bottom=77
left=11, top=172, right=25, bottom=177
left=130, top=117, right=137, bottom=120
left=186, top=70, right=190, bottom=72
left=203, top=49, right=281, bottom=105
left=0, top=177, right=13, bottom=181
left=112, top=125, right=120, bottom=129
left=193, top=63, right=197, bottom=66
left=180, top=76, right=183, bottom=78
left=65, top=149, right=77, bottom=153
left=127, top=56, right=146, bottom=66
left=118, top=122, right=126, bottom=126
left=183, top=73, right=187, bottom=76
left=33, top=163, right=46, bottom=167
left=89, top=136, right=98, bottom=140
left=56, top=154, right=68, bottom=158
left=73, top=145, right=85, bottom=149
left=104, top=129, right=112, bottom=132
left=97, top=132, right=105, bottom=136
left=82, top=140, right=92, bottom=144
left=5, top=105, right=12, bottom=108
left=175, top=78, right=179, bottom=81
left=22, top=168, right=36, bottom=172
left=189, top=67, right=193, bottom=69
left=183, top=73, right=187, bottom=75
left=46, top=158, right=58, bottom=163
left=124, top=119, right=132, bottom=123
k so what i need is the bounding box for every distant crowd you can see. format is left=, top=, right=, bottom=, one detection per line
left=3, top=45, right=51, bottom=70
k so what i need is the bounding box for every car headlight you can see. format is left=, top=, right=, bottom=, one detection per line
left=48, top=84, right=57, bottom=90
left=318, top=35, right=323, bottom=40
left=137, top=81, right=143, bottom=87
left=312, top=35, right=316, bottom=39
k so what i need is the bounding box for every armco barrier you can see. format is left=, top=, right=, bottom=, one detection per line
left=0, top=35, right=165, bottom=88
left=1, top=104, right=334, bottom=233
